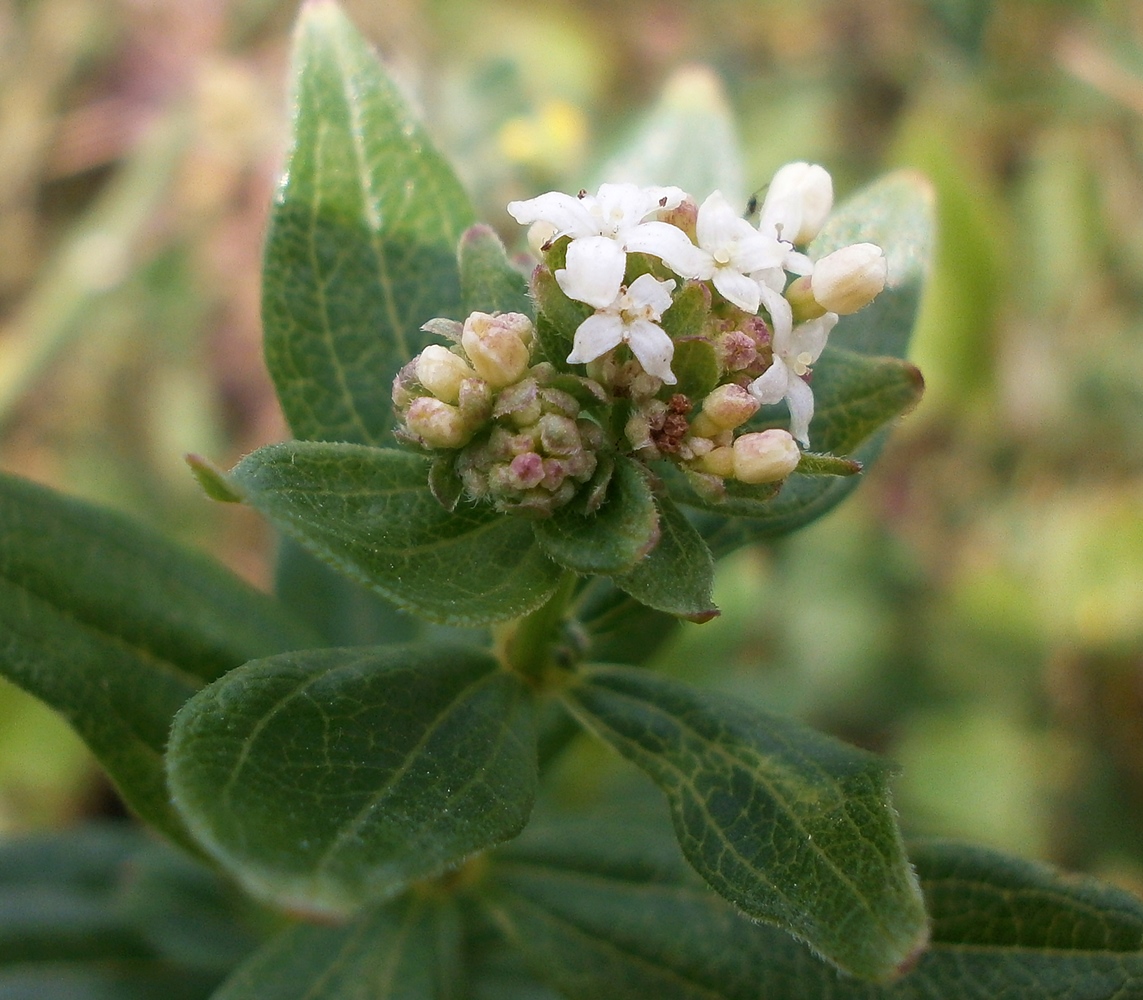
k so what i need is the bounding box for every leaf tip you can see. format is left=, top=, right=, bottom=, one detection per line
left=682, top=606, right=720, bottom=624
left=186, top=454, right=244, bottom=503
left=888, top=919, right=931, bottom=982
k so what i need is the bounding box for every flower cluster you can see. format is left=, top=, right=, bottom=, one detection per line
left=393, top=311, right=603, bottom=515
left=508, top=165, right=886, bottom=451
left=393, top=162, right=887, bottom=516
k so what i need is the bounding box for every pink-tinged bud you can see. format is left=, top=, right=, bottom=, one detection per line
left=405, top=397, right=474, bottom=449
left=460, top=312, right=534, bottom=388
left=810, top=243, right=887, bottom=315
left=732, top=429, right=800, bottom=484
left=415, top=345, right=475, bottom=403
left=699, top=383, right=760, bottom=432
left=697, top=445, right=735, bottom=478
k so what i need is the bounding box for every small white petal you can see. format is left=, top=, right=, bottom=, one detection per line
left=507, top=192, right=597, bottom=237
left=695, top=190, right=750, bottom=252
left=626, top=273, right=676, bottom=319
left=624, top=221, right=710, bottom=278
left=712, top=268, right=762, bottom=313
left=567, top=312, right=625, bottom=364
left=758, top=162, right=833, bottom=244
left=625, top=319, right=677, bottom=384
left=788, top=312, right=838, bottom=365
left=748, top=358, right=792, bottom=405
left=758, top=282, right=793, bottom=343
left=785, top=374, right=816, bottom=447
left=556, top=236, right=626, bottom=308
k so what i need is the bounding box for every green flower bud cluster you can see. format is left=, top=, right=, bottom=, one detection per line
left=394, top=311, right=604, bottom=516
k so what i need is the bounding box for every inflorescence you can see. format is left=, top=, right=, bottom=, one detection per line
left=393, top=162, right=887, bottom=517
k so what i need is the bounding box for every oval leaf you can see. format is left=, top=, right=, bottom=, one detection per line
left=229, top=442, right=564, bottom=626
left=212, top=895, right=459, bottom=1000
left=263, top=1, right=475, bottom=445
left=167, top=644, right=537, bottom=918
left=560, top=666, right=928, bottom=981
left=483, top=823, right=1143, bottom=1000
left=611, top=496, right=716, bottom=622
left=533, top=457, right=659, bottom=575
left=0, top=473, right=319, bottom=845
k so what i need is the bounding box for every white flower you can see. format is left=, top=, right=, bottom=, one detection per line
left=747, top=312, right=838, bottom=447
left=507, top=183, right=686, bottom=307
left=758, top=162, right=833, bottom=246
left=566, top=273, right=678, bottom=384
left=631, top=191, right=786, bottom=313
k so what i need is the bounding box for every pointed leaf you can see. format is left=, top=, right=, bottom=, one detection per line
left=560, top=666, right=928, bottom=981
left=533, top=457, right=658, bottom=575
left=229, top=442, right=563, bottom=626
left=212, top=896, right=459, bottom=1000
left=263, top=1, right=475, bottom=445
left=460, top=224, right=533, bottom=319
left=0, top=473, right=319, bottom=844
left=483, top=824, right=1143, bottom=1000
left=167, top=644, right=537, bottom=917
left=612, top=496, right=716, bottom=622
left=574, top=579, right=680, bottom=666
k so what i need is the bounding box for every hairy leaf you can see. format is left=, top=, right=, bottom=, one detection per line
left=0, top=473, right=318, bottom=843
left=263, top=1, right=474, bottom=444
left=561, top=667, right=928, bottom=981
left=487, top=827, right=1143, bottom=1000
left=533, top=457, right=659, bottom=575
left=167, top=645, right=536, bottom=917
left=460, top=224, right=533, bottom=319
left=212, top=895, right=460, bottom=1000
left=229, top=442, right=563, bottom=626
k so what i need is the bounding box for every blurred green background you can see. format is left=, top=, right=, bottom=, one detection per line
left=2, top=0, right=1142, bottom=894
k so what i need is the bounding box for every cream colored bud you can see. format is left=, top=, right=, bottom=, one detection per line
left=762, top=162, right=833, bottom=244
left=732, top=429, right=800, bottom=484
left=415, top=345, right=475, bottom=404
left=461, top=312, right=533, bottom=388
left=810, top=243, right=887, bottom=315
left=697, top=446, right=735, bottom=478
left=700, top=383, right=760, bottom=432
left=405, top=397, right=473, bottom=449
left=784, top=275, right=827, bottom=324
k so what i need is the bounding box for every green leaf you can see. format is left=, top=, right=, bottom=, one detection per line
left=574, top=580, right=680, bottom=666
left=611, top=496, right=716, bottom=622
left=533, top=457, right=659, bottom=575
left=212, top=895, right=459, bottom=1000
left=460, top=224, right=533, bottom=319
left=0, top=473, right=319, bottom=843
left=275, top=539, right=421, bottom=647
left=560, top=667, right=928, bottom=981
left=668, top=338, right=720, bottom=402
left=532, top=268, right=589, bottom=371
left=0, top=825, right=240, bottom=1000
left=796, top=451, right=863, bottom=477
left=483, top=824, right=1143, bottom=1000
left=263, top=1, right=475, bottom=445
left=593, top=66, right=744, bottom=204
left=167, top=644, right=537, bottom=917
left=229, top=441, right=563, bottom=626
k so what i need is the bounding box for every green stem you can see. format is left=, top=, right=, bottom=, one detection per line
left=494, top=571, right=580, bottom=683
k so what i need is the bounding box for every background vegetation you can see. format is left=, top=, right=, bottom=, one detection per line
left=2, top=0, right=1142, bottom=896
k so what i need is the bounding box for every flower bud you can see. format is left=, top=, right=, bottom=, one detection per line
left=732, top=429, right=801, bottom=484
left=415, top=345, right=475, bottom=403
left=405, top=397, right=474, bottom=449
left=461, top=312, right=534, bottom=388
left=810, top=243, right=887, bottom=315
left=697, top=445, right=735, bottom=478
left=760, top=162, right=833, bottom=245
left=696, top=383, right=760, bottom=433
